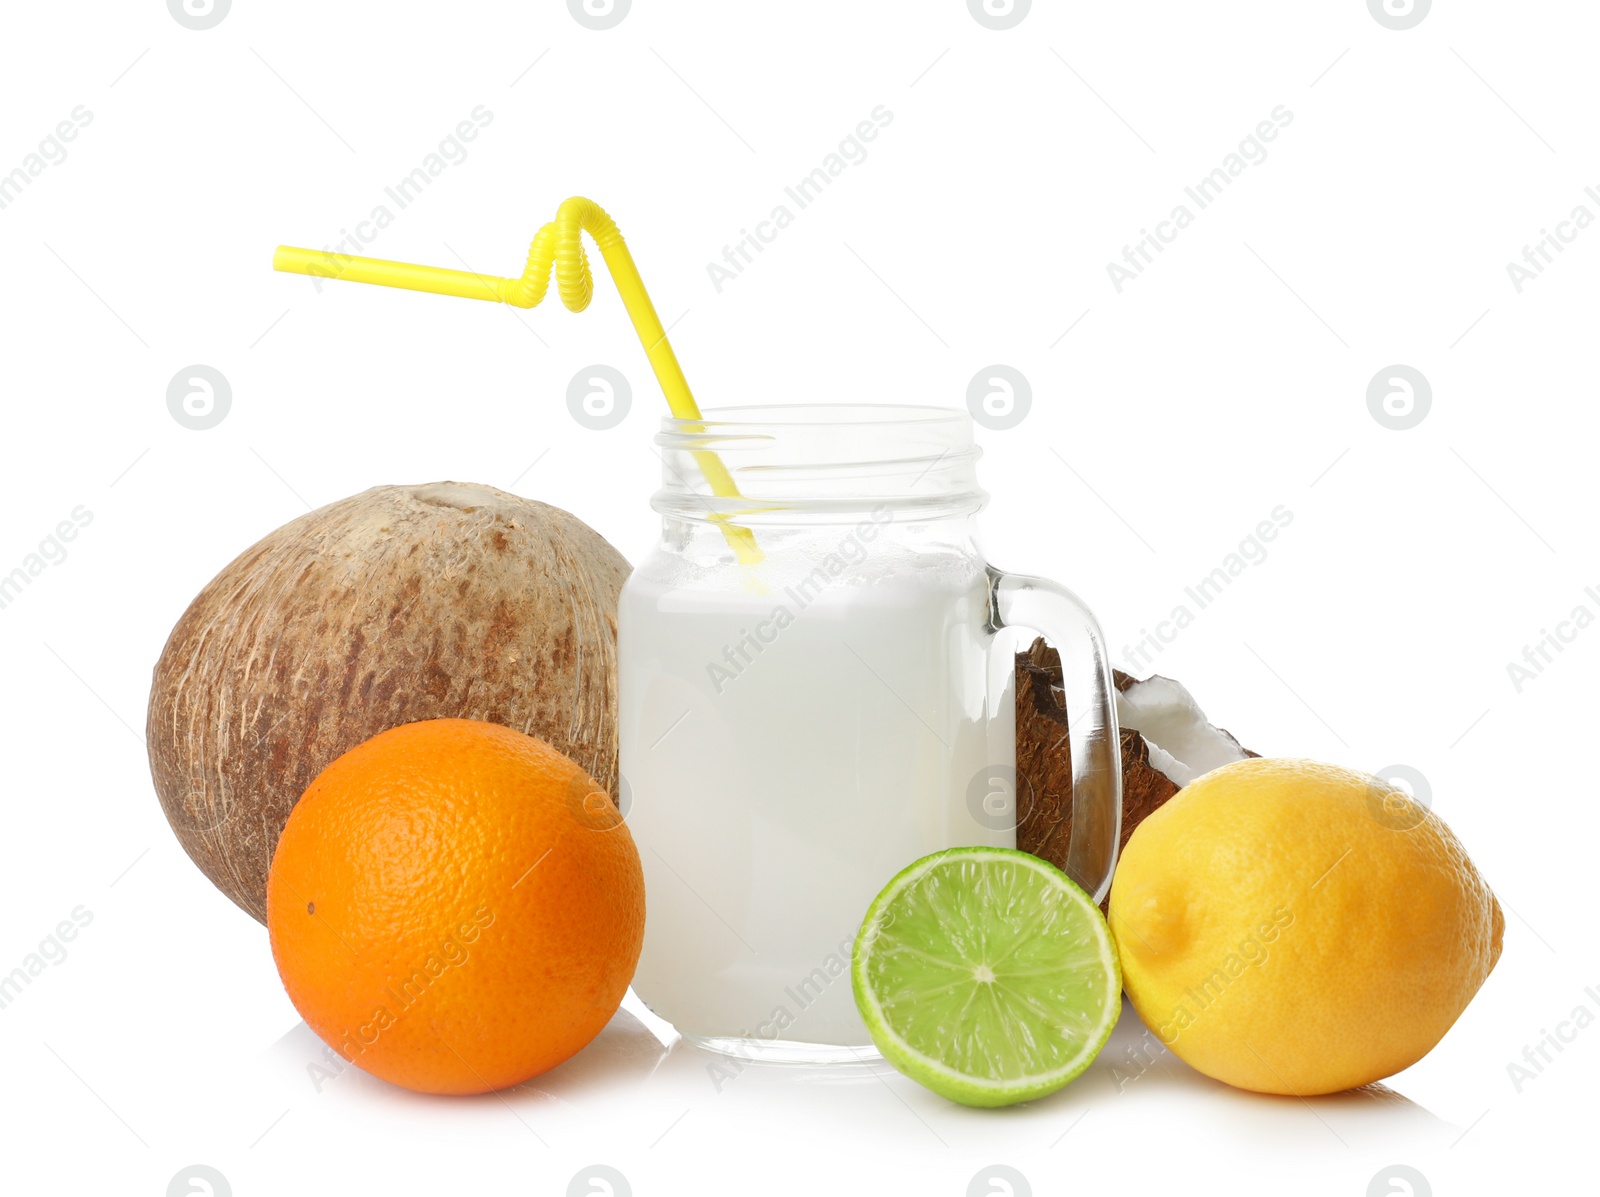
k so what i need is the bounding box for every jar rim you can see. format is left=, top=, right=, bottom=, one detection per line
left=659, top=403, right=971, bottom=431
left=651, top=403, right=986, bottom=524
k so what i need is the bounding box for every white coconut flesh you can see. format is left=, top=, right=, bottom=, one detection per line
left=1115, top=674, right=1250, bottom=788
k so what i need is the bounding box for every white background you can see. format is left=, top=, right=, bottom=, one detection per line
left=1, top=1, right=1594, bottom=1194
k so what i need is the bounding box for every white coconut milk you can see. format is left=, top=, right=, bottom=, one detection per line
left=619, top=549, right=1014, bottom=1049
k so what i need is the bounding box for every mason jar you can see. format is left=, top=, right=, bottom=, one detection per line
left=618, top=404, right=1121, bottom=1062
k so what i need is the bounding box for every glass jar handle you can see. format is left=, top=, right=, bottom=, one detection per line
left=988, top=565, right=1123, bottom=904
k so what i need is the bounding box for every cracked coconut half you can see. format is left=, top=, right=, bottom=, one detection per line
left=1014, top=638, right=1255, bottom=894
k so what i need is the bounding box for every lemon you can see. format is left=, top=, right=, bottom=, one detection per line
left=1108, top=758, right=1503, bottom=1095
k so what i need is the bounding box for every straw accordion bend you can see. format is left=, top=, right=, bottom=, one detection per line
left=273, top=196, right=762, bottom=563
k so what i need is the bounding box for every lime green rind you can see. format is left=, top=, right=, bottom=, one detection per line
left=852, top=847, right=1121, bottom=1109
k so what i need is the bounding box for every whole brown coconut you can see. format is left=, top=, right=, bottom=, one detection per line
left=146, top=482, right=630, bottom=923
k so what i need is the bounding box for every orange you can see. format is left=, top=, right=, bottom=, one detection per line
left=266, top=718, right=644, bottom=1095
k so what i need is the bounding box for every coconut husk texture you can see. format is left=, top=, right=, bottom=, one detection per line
left=1015, top=637, right=1254, bottom=895
left=146, top=482, right=630, bottom=924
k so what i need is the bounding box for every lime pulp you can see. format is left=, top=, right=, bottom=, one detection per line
left=851, top=847, right=1121, bottom=1107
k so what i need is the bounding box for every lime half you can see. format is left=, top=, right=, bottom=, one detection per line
left=852, top=847, right=1121, bottom=1107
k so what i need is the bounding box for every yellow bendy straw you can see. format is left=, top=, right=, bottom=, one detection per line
left=273, top=196, right=761, bottom=563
